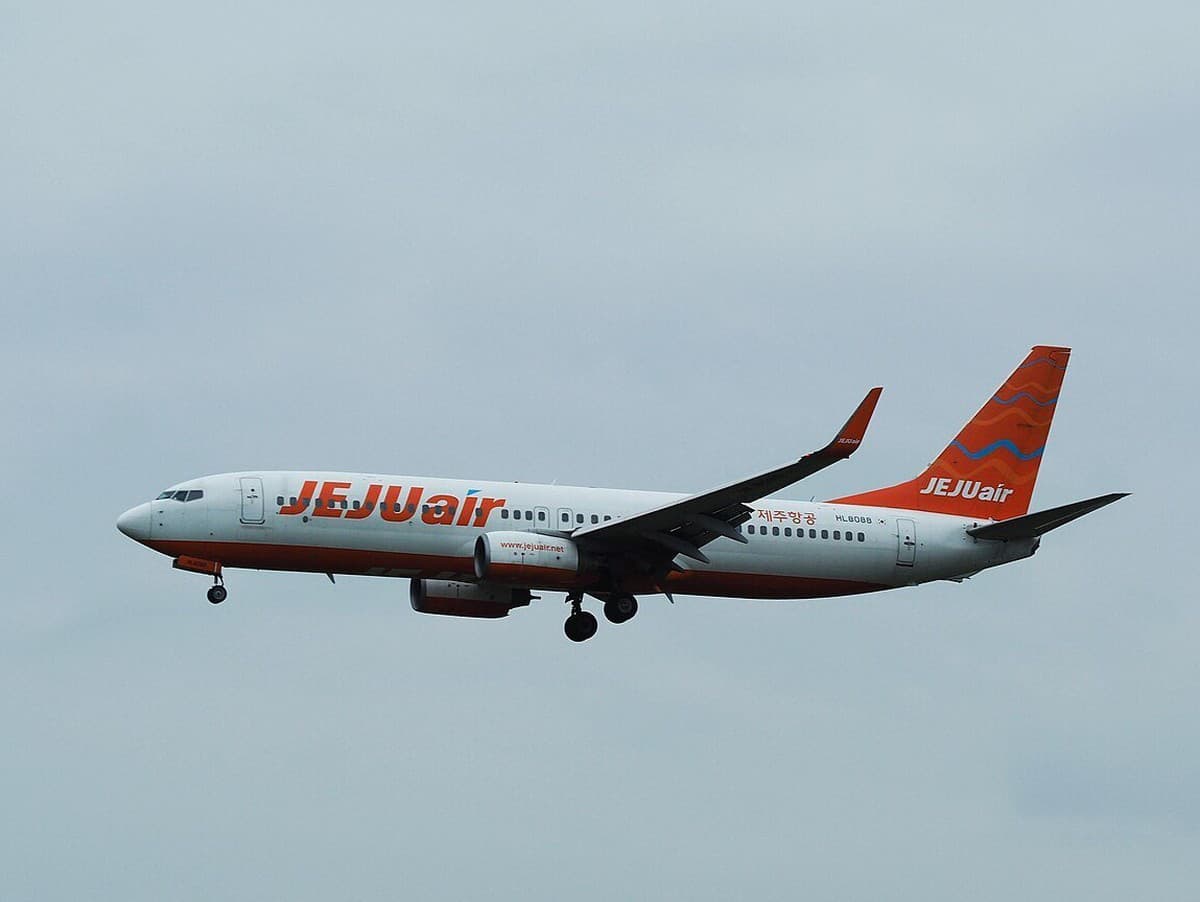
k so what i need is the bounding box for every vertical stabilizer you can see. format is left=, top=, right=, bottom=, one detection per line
left=831, top=346, right=1070, bottom=520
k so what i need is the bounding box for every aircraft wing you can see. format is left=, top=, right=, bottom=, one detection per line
left=570, top=388, right=883, bottom=567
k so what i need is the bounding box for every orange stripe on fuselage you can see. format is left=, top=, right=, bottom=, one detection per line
left=147, top=539, right=473, bottom=577
left=145, top=539, right=890, bottom=600
left=484, top=562, right=584, bottom=590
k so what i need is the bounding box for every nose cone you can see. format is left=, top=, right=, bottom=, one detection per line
left=117, top=503, right=151, bottom=542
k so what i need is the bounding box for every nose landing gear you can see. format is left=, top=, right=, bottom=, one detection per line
left=206, top=577, right=227, bottom=605
left=172, top=557, right=226, bottom=604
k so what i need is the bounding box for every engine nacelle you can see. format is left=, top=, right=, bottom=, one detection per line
left=474, top=531, right=595, bottom=589
left=409, top=579, right=531, bottom=619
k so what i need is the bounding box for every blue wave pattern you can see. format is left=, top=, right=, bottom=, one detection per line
left=951, top=439, right=1045, bottom=461
left=1015, top=356, right=1068, bottom=371
left=992, top=392, right=1058, bottom=407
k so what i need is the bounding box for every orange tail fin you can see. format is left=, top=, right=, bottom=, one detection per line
left=832, top=346, right=1070, bottom=520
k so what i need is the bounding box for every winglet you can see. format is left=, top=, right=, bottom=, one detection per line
left=825, top=387, right=883, bottom=459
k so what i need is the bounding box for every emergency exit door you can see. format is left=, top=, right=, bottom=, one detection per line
left=896, top=518, right=917, bottom=566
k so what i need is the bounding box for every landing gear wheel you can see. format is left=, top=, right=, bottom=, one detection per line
left=564, top=611, right=598, bottom=642
left=604, top=595, right=638, bottom=624
left=207, top=584, right=228, bottom=605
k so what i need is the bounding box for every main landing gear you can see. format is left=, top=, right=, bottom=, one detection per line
left=603, top=594, right=638, bottom=624
left=563, top=592, right=638, bottom=641
left=564, top=594, right=597, bottom=643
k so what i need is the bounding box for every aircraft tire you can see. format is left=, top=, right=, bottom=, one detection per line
left=604, top=595, right=638, bottom=624
left=564, top=611, right=598, bottom=642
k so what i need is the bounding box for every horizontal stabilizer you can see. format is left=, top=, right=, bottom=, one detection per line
left=967, top=493, right=1129, bottom=541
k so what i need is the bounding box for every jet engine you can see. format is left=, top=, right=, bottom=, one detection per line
left=409, top=579, right=531, bottom=619
left=473, top=531, right=596, bottom=589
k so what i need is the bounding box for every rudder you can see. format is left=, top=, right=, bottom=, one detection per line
left=831, top=346, right=1070, bottom=520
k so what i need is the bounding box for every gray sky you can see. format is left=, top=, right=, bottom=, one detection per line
left=2, top=1, right=1197, bottom=898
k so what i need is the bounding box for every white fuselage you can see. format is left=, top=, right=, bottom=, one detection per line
left=119, top=471, right=1037, bottom=600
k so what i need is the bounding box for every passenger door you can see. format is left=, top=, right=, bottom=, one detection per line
left=240, top=476, right=265, bottom=525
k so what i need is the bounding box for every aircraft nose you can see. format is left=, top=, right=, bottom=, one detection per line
left=117, top=502, right=151, bottom=542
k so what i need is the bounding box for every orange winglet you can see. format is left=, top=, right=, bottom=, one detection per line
left=826, top=387, right=883, bottom=458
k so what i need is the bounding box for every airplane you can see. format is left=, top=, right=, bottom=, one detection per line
left=116, top=346, right=1126, bottom=642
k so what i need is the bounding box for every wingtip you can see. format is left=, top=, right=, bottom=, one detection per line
left=829, top=387, right=883, bottom=456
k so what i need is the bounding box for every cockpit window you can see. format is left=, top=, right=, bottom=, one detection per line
left=158, top=489, right=204, bottom=502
